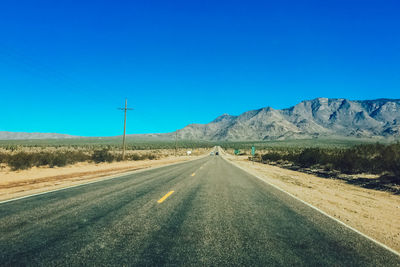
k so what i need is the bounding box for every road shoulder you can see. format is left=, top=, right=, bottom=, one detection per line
left=224, top=154, right=400, bottom=254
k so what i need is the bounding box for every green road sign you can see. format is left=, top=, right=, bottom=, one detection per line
left=251, top=146, right=255, bottom=156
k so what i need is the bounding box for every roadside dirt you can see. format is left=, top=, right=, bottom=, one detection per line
left=0, top=155, right=202, bottom=202
left=226, top=154, right=400, bottom=253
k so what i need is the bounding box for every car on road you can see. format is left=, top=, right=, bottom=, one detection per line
left=210, top=152, right=214, bottom=156
left=215, top=152, right=219, bottom=155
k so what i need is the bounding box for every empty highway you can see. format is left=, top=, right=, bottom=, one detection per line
left=1, top=155, right=399, bottom=266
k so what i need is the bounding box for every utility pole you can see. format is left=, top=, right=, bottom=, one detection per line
left=175, top=131, right=178, bottom=157
left=118, top=98, right=133, bottom=160
left=191, top=122, right=194, bottom=155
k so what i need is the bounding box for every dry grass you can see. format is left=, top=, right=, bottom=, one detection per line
left=0, top=146, right=209, bottom=170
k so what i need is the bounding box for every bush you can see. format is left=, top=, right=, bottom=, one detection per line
left=35, top=152, right=53, bottom=166
left=8, top=152, right=35, bottom=170
left=378, top=145, right=400, bottom=176
left=261, top=152, right=282, bottom=162
left=1, top=145, right=163, bottom=171
left=67, top=151, right=90, bottom=164
left=142, top=153, right=157, bottom=160
left=129, top=153, right=141, bottom=161
left=333, top=150, right=359, bottom=174
left=92, top=149, right=114, bottom=163
left=0, top=152, right=9, bottom=164
left=296, top=148, right=324, bottom=167
left=126, top=153, right=157, bottom=161
left=49, top=153, right=68, bottom=167
left=259, top=143, right=400, bottom=177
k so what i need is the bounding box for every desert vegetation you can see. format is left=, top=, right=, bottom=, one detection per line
left=220, top=139, right=400, bottom=192
left=0, top=148, right=161, bottom=171
left=242, top=142, right=400, bottom=193
left=256, top=143, right=400, bottom=176
left=0, top=140, right=212, bottom=171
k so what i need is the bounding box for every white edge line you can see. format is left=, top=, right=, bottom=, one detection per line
left=223, top=156, right=400, bottom=258
left=0, top=155, right=207, bottom=205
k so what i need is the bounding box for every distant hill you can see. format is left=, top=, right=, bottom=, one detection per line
left=3, top=98, right=400, bottom=142
left=170, top=98, right=400, bottom=141
left=0, top=131, right=80, bottom=140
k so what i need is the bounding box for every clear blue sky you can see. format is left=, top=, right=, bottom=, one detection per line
left=1, top=0, right=399, bottom=136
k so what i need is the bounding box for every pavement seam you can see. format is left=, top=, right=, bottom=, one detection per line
left=224, top=156, right=400, bottom=258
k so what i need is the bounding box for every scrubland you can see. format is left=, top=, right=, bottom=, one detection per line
left=0, top=143, right=209, bottom=171
left=0, top=142, right=210, bottom=201
left=224, top=142, right=400, bottom=193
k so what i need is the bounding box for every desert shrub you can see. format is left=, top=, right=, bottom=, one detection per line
left=30, top=151, right=90, bottom=168
left=92, top=149, right=114, bottom=163
left=33, top=152, right=52, bottom=166
left=114, top=154, right=123, bottom=161
left=376, top=144, right=400, bottom=176
left=129, top=153, right=141, bottom=161
left=8, top=152, right=35, bottom=170
left=260, top=143, right=400, bottom=176
left=4, top=150, right=91, bottom=170
left=49, top=153, right=68, bottom=167
left=143, top=153, right=157, bottom=160
left=262, top=152, right=283, bottom=162
left=0, top=152, right=9, bottom=164
left=333, top=149, right=360, bottom=174
left=3, top=145, right=18, bottom=151
left=125, top=152, right=157, bottom=161
left=67, top=151, right=90, bottom=164
left=323, top=163, right=334, bottom=171
left=295, top=148, right=326, bottom=168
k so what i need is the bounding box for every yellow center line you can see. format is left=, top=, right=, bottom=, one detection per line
left=191, top=173, right=196, bottom=176
left=157, top=191, right=175, bottom=204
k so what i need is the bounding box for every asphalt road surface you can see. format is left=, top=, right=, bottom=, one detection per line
left=1, top=155, right=399, bottom=266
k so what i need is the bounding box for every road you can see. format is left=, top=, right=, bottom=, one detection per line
left=1, top=155, right=399, bottom=266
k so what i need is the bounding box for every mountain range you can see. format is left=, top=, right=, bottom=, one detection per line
left=2, top=98, right=400, bottom=141
left=0, top=131, right=79, bottom=140
left=171, top=98, right=400, bottom=141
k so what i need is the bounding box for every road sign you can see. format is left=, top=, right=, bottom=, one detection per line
left=234, top=149, right=240, bottom=155
left=251, top=146, right=255, bottom=156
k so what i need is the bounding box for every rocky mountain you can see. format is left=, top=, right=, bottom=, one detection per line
left=0, top=131, right=80, bottom=140
left=173, top=98, right=400, bottom=141
left=3, top=98, right=399, bottom=141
